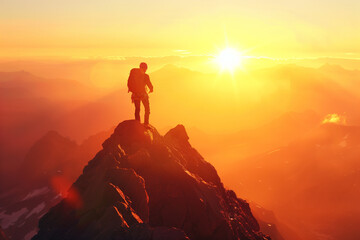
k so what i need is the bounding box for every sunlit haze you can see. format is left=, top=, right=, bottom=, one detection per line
left=1, top=1, right=360, bottom=240
left=1, top=0, right=360, bottom=60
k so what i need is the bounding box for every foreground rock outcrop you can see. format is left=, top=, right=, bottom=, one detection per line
left=32, top=120, right=269, bottom=240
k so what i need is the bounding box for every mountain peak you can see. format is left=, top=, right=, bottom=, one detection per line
left=165, top=124, right=189, bottom=144
left=33, top=120, right=269, bottom=240
left=102, top=120, right=160, bottom=154
left=0, top=70, right=36, bottom=81
left=152, top=64, right=201, bottom=76
left=319, top=63, right=352, bottom=73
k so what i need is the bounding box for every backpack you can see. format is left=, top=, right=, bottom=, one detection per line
left=127, top=68, right=140, bottom=93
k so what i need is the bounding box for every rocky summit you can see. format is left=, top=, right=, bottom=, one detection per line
left=32, top=120, right=270, bottom=240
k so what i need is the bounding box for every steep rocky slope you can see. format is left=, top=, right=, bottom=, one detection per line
left=33, top=120, right=269, bottom=240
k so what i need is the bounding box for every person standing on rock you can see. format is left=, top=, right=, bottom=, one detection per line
left=127, top=62, right=153, bottom=125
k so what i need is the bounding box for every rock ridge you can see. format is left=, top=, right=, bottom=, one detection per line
left=33, top=120, right=270, bottom=240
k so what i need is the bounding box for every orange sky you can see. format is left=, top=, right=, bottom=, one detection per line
left=1, top=0, right=360, bottom=59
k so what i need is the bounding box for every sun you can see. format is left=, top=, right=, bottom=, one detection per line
left=215, top=47, right=243, bottom=72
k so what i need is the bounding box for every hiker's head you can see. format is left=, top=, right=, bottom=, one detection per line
left=140, top=62, right=148, bottom=73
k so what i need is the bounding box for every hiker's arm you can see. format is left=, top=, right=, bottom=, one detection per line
left=146, top=75, right=153, bottom=93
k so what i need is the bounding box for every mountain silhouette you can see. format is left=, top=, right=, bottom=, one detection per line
left=0, top=128, right=114, bottom=240
left=0, top=71, right=100, bottom=187
left=32, top=120, right=269, bottom=240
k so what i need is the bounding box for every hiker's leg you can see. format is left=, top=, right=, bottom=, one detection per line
left=142, top=97, right=150, bottom=125
left=134, top=100, right=141, bottom=122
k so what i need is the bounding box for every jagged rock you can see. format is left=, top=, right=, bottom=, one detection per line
left=32, top=120, right=269, bottom=240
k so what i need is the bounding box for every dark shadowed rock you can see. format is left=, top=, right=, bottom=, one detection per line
left=32, top=120, right=269, bottom=240
left=0, top=227, right=8, bottom=240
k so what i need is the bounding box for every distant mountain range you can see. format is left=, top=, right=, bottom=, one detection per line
left=0, top=127, right=113, bottom=240
left=230, top=122, right=360, bottom=240
left=2, top=63, right=360, bottom=240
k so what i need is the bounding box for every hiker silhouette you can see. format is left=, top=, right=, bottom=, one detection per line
left=127, top=62, right=154, bottom=125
